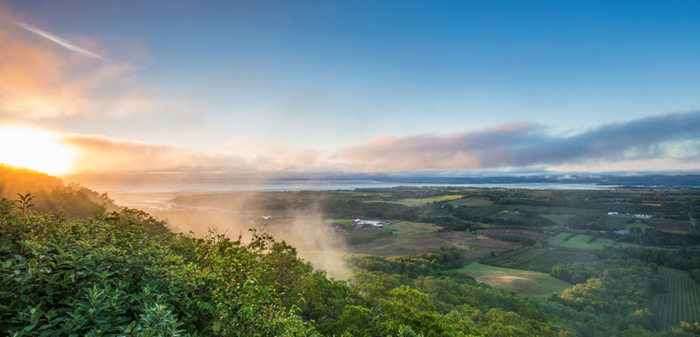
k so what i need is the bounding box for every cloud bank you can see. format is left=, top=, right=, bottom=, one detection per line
left=58, top=111, right=700, bottom=177
left=334, top=111, right=700, bottom=172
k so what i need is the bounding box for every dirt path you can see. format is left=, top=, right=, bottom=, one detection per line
left=689, top=210, right=697, bottom=234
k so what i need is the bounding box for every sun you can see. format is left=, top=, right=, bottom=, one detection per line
left=0, top=127, right=77, bottom=176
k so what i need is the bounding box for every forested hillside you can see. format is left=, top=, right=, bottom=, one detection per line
left=0, top=165, right=119, bottom=218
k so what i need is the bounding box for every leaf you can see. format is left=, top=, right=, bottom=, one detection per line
left=46, top=285, right=54, bottom=296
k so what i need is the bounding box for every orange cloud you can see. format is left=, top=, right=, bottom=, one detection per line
left=0, top=6, right=167, bottom=119
left=59, top=134, right=331, bottom=175
left=61, top=135, right=253, bottom=173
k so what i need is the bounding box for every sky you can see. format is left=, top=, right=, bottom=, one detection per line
left=1, top=0, right=700, bottom=179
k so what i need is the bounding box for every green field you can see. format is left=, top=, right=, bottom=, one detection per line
left=625, top=223, right=654, bottom=231
left=447, top=197, right=494, bottom=207
left=653, top=268, right=700, bottom=330
left=419, top=205, right=451, bottom=217
left=542, top=214, right=571, bottom=225
left=459, top=263, right=573, bottom=298
left=556, top=234, right=640, bottom=250
left=480, top=247, right=595, bottom=273
left=598, top=215, right=629, bottom=229
left=384, top=220, right=441, bottom=235
left=396, top=195, right=465, bottom=206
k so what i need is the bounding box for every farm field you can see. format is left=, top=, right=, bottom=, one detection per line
left=542, top=214, right=571, bottom=225
left=653, top=268, right=700, bottom=330
left=396, top=195, right=465, bottom=206
left=459, top=263, right=573, bottom=298
left=558, top=234, right=623, bottom=250
left=597, top=215, right=629, bottom=229
left=555, top=234, right=641, bottom=250
left=546, top=232, right=573, bottom=246
left=535, top=207, right=601, bottom=215
left=448, top=196, right=494, bottom=206
left=482, top=229, right=547, bottom=240
left=334, top=230, right=518, bottom=259
left=480, top=247, right=595, bottom=273
left=626, top=223, right=654, bottom=231
left=430, top=232, right=521, bottom=262
left=342, top=228, right=385, bottom=236
left=649, top=219, right=689, bottom=232
left=336, top=232, right=450, bottom=256
left=418, top=205, right=451, bottom=217
left=384, top=220, right=441, bottom=234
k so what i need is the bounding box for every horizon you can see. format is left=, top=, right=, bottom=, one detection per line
left=2, top=1, right=700, bottom=180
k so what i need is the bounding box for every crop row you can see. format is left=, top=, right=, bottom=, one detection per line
left=480, top=247, right=595, bottom=273
left=654, top=272, right=700, bottom=330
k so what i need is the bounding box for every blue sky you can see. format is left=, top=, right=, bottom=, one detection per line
left=1, top=0, right=700, bottom=176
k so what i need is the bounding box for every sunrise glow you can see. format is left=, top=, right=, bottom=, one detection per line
left=0, top=127, right=76, bottom=175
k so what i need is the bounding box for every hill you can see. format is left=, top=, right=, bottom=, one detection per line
left=0, top=164, right=119, bottom=218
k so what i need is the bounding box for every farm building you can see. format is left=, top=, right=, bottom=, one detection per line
left=357, top=220, right=387, bottom=228
left=607, top=212, right=619, bottom=216
left=634, top=214, right=652, bottom=219
left=614, top=230, right=631, bottom=235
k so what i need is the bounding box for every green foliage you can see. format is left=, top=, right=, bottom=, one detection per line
left=0, top=207, right=318, bottom=336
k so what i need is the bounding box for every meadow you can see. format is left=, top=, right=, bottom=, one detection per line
left=459, top=263, right=573, bottom=298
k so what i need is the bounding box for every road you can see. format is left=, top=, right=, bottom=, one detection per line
left=689, top=210, right=697, bottom=234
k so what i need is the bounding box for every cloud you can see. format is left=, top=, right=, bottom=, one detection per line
left=61, top=134, right=254, bottom=174
left=0, top=6, right=168, bottom=119
left=16, top=22, right=107, bottom=60
left=334, top=111, right=700, bottom=172
left=58, top=111, right=700, bottom=176
left=59, top=134, right=331, bottom=176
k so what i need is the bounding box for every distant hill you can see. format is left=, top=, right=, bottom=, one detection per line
left=0, top=164, right=120, bottom=218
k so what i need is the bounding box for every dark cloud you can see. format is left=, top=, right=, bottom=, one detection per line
left=334, top=111, right=700, bottom=171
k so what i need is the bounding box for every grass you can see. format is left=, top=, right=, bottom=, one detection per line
left=384, top=220, right=441, bottom=235
left=542, top=214, right=571, bottom=225
left=459, top=263, right=573, bottom=298
left=419, top=205, right=451, bottom=217
left=626, top=223, right=654, bottom=231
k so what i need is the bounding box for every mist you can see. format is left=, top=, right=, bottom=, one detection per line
left=145, top=190, right=354, bottom=280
